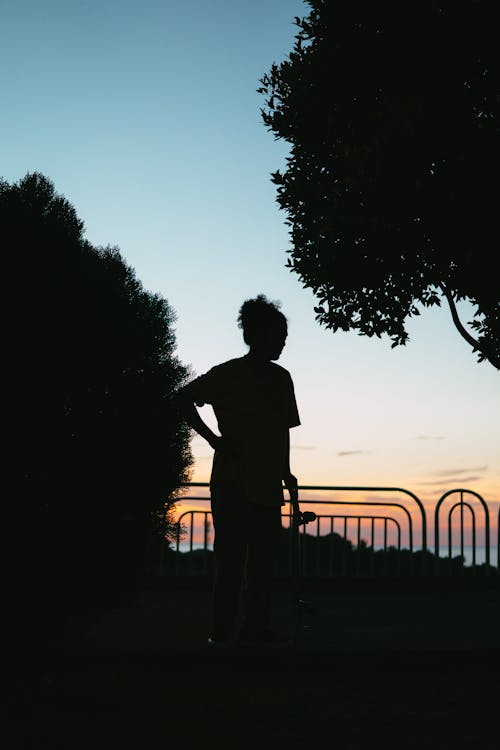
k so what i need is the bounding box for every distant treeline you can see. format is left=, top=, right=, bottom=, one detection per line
left=151, top=528, right=498, bottom=578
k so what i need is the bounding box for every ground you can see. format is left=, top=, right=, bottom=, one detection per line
left=13, top=577, right=500, bottom=749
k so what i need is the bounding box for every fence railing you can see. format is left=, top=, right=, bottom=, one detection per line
left=434, top=489, right=491, bottom=570
left=149, top=483, right=499, bottom=577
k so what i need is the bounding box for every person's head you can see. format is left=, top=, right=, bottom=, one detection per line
left=237, top=294, right=288, bottom=361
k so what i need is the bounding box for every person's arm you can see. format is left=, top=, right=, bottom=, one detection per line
left=175, top=387, right=220, bottom=450
left=282, top=428, right=299, bottom=513
left=176, top=387, right=239, bottom=456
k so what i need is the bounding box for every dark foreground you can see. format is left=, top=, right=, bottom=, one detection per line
left=13, top=577, right=500, bottom=749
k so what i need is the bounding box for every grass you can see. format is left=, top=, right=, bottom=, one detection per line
left=14, top=577, right=500, bottom=749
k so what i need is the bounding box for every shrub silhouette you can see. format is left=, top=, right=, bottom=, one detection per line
left=3, top=172, right=192, bottom=624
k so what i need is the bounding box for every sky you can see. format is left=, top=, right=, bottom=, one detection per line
left=2, top=0, right=499, bottom=557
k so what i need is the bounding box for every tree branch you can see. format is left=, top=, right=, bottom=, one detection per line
left=439, top=285, right=498, bottom=367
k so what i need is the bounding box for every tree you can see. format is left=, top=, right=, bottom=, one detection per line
left=2, top=172, right=192, bottom=620
left=259, top=1, right=500, bottom=369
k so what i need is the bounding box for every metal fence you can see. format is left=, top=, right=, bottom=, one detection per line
left=150, top=483, right=499, bottom=577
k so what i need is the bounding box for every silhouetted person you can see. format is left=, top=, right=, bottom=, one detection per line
left=177, top=295, right=300, bottom=645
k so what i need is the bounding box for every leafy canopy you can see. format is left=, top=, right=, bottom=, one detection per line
left=259, top=1, right=499, bottom=369
left=3, top=172, right=192, bottom=608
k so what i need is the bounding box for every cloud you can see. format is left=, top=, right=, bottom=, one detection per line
left=417, top=475, right=484, bottom=486
left=291, top=444, right=317, bottom=451
left=415, top=466, right=488, bottom=487
left=431, top=466, right=487, bottom=477
left=416, top=435, right=445, bottom=440
left=337, top=450, right=373, bottom=457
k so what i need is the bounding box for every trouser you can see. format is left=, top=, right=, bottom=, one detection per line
left=210, top=483, right=282, bottom=633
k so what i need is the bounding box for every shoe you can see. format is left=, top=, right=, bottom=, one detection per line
left=207, top=629, right=236, bottom=647
left=238, top=627, right=291, bottom=647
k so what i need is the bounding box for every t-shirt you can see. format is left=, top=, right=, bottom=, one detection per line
left=184, top=356, right=300, bottom=505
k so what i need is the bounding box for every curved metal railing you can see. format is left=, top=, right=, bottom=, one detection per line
left=163, top=483, right=498, bottom=575
left=434, top=488, right=491, bottom=571
left=168, top=505, right=404, bottom=577
left=182, top=482, right=426, bottom=552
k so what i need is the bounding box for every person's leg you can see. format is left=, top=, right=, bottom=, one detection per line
left=210, top=484, right=248, bottom=639
left=241, top=503, right=282, bottom=634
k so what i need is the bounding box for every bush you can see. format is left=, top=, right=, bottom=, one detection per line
left=2, top=173, right=192, bottom=627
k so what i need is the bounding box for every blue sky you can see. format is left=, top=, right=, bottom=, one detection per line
left=2, top=0, right=499, bottom=543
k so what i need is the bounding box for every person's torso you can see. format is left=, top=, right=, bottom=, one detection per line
left=208, top=358, right=294, bottom=504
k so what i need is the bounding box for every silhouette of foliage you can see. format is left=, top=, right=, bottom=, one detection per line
left=159, top=527, right=498, bottom=578
left=3, top=172, right=192, bottom=619
left=259, top=1, right=500, bottom=369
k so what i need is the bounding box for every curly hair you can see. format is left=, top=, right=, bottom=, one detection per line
left=237, top=294, right=287, bottom=346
